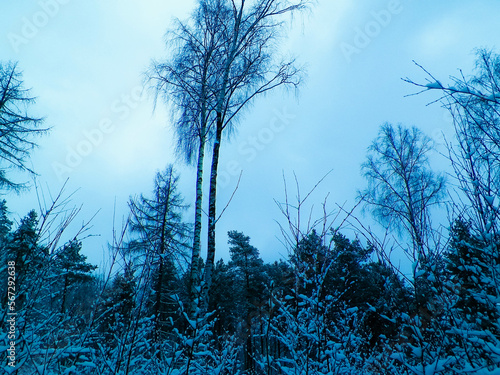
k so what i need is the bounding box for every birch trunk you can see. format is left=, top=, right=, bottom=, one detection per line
left=189, top=134, right=206, bottom=315
left=203, top=114, right=223, bottom=309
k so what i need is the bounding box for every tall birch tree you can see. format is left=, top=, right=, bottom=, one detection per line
left=202, top=0, right=310, bottom=309
left=151, top=0, right=310, bottom=311
left=149, top=1, right=227, bottom=313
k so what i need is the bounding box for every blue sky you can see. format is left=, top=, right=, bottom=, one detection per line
left=2, top=0, right=500, bottom=269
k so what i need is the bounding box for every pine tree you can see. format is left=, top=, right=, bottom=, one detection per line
left=325, top=232, right=410, bottom=351
left=127, top=165, right=190, bottom=341
left=98, top=262, right=137, bottom=346
left=290, top=229, right=329, bottom=298
left=209, top=259, right=238, bottom=335
left=447, top=218, right=500, bottom=331
left=227, top=230, right=267, bottom=373
left=7, top=210, right=47, bottom=309
left=0, top=199, right=12, bottom=308
left=0, top=199, right=11, bottom=241
left=53, top=240, right=97, bottom=314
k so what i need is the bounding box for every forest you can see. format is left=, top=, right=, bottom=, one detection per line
left=2, top=0, right=500, bottom=374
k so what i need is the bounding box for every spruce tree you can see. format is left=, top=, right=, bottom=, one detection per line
left=53, top=240, right=97, bottom=314
left=227, top=230, right=266, bottom=372
left=127, top=166, right=189, bottom=341
left=7, top=210, right=46, bottom=309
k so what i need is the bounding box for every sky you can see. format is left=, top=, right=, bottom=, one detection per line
left=1, top=0, right=500, bottom=270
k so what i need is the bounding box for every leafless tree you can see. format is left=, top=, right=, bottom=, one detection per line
left=399, top=49, right=500, bottom=373
left=202, top=0, right=311, bottom=309
left=148, top=2, right=228, bottom=313
left=404, top=49, right=500, bottom=244
left=0, top=62, right=47, bottom=191
left=150, top=0, right=311, bottom=311
left=359, top=123, right=446, bottom=272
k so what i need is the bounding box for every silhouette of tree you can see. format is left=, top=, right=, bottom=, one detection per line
left=0, top=62, right=46, bottom=190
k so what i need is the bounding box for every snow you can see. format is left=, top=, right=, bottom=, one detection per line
left=426, top=81, right=443, bottom=89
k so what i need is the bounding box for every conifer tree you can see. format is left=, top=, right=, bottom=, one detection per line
left=447, top=218, right=499, bottom=332
left=0, top=62, right=46, bottom=190
left=227, top=230, right=266, bottom=372
left=127, top=165, right=189, bottom=340
left=7, top=210, right=47, bottom=309
left=0, top=199, right=12, bottom=308
left=53, top=240, right=97, bottom=314
left=98, top=262, right=137, bottom=346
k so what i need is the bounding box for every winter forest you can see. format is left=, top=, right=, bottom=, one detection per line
left=2, top=0, right=500, bottom=374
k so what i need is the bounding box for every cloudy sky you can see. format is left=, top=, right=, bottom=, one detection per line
left=2, top=1, right=500, bottom=268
